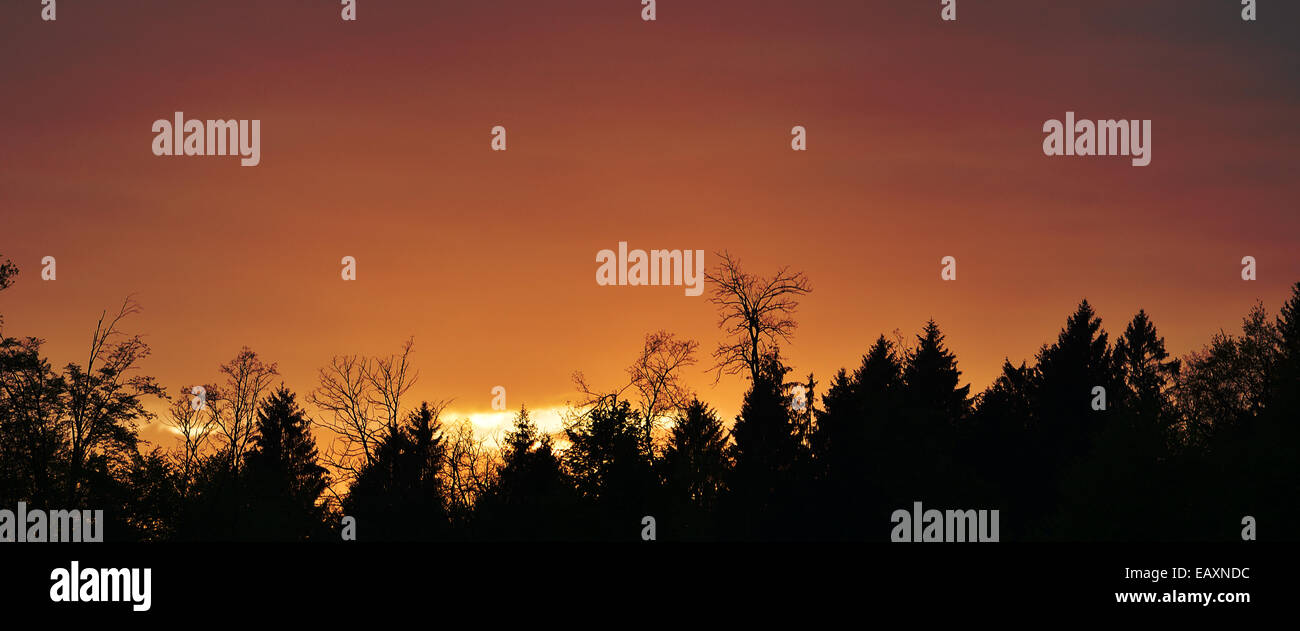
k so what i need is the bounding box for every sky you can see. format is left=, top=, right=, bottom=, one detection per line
left=1, top=0, right=1297, bottom=448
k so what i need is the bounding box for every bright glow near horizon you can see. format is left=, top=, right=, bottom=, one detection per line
left=456, top=405, right=570, bottom=444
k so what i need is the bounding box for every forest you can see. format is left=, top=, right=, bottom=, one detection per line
left=0, top=252, right=1296, bottom=541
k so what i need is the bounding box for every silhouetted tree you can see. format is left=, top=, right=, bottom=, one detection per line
left=62, top=299, right=164, bottom=505
left=443, top=418, right=498, bottom=525
left=175, top=448, right=244, bottom=540
left=660, top=399, right=730, bottom=538
left=967, top=302, right=1117, bottom=540
left=963, top=359, right=1035, bottom=538
left=164, top=383, right=222, bottom=494
left=117, top=449, right=183, bottom=542
left=574, top=330, right=698, bottom=453
left=705, top=252, right=812, bottom=384
left=1267, top=284, right=1300, bottom=536
left=475, top=406, right=578, bottom=540
left=242, top=386, right=330, bottom=540
left=0, top=258, right=56, bottom=504
left=899, top=320, right=971, bottom=500
left=345, top=401, right=449, bottom=541
left=1027, top=300, right=1116, bottom=534
left=1175, top=303, right=1279, bottom=448
left=1112, top=310, right=1180, bottom=456
left=0, top=336, right=65, bottom=506
left=810, top=336, right=904, bottom=538
left=563, top=397, right=655, bottom=539
left=310, top=338, right=417, bottom=488
left=214, top=348, right=278, bottom=472
left=1054, top=310, right=1181, bottom=540
left=0, top=255, right=16, bottom=329
left=727, top=350, right=808, bottom=538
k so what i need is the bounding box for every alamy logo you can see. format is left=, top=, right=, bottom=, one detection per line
left=595, top=242, right=705, bottom=296
left=152, top=112, right=261, bottom=166
left=890, top=501, right=999, bottom=542
left=1043, top=112, right=1151, bottom=166
left=0, top=502, right=103, bottom=542
left=50, top=561, right=151, bottom=612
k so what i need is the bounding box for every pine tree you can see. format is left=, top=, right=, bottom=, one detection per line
left=1059, top=311, right=1181, bottom=540
left=966, top=360, right=1036, bottom=538
left=475, top=406, right=578, bottom=540
left=808, top=336, right=905, bottom=534
left=1113, top=309, right=1179, bottom=455
left=660, top=399, right=730, bottom=538
left=1263, top=284, right=1300, bottom=537
left=1032, top=300, right=1114, bottom=466
left=1275, top=283, right=1300, bottom=410
left=898, top=320, right=971, bottom=502
left=345, top=401, right=450, bottom=541
left=563, top=398, right=654, bottom=538
left=903, top=320, right=971, bottom=424
left=242, top=386, right=329, bottom=540
left=727, top=350, right=807, bottom=537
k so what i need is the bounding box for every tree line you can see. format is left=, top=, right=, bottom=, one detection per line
left=0, top=252, right=1296, bottom=541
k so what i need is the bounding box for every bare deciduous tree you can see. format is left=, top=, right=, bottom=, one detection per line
left=442, top=418, right=500, bottom=518
left=309, top=338, right=418, bottom=486
left=310, top=354, right=375, bottom=483
left=367, top=337, right=417, bottom=432
left=704, top=251, right=812, bottom=383
left=164, top=383, right=222, bottom=488
left=573, top=330, right=698, bottom=450
left=215, top=347, right=278, bottom=471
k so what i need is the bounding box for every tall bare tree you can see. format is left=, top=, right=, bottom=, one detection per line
left=310, top=354, right=375, bottom=482
left=309, top=338, right=418, bottom=486
left=164, top=383, right=222, bottom=488
left=704, top=251, right=812, bottom=383
left=367, top=337, right=417, bottom=433
left=215, top=347, right=278, bottom=471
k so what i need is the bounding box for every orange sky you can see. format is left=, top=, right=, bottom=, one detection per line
left=2, top=0, right=1297, bottom=446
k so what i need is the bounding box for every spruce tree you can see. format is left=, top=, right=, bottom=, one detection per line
left=563, top=398, right=654, bottom=538
left=728, top=350, right=805, bottom=538
left=1032, top=300, right=1114, bottom=467
left=242, top=386, right=329, bottom=540
left=345, top=401, right=449, bottom=541
left=1113, top=309, right=1179, bottom=454
left=899, top=320, right=971, bottom=502
left=903, top=320, right=971, bottom=424
left=475, top=406, right=578, bottom=540
left=661, top=399, right=730, bottom=538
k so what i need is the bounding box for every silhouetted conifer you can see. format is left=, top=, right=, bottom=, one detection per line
left=243, top=386, right=330, bottom=540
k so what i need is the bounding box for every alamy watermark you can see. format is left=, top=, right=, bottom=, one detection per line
left=50, top=561, right=151, bottom=612
left=890, top=501, right=999, bottom=542
left=1043, top=112, right=1151, bottom=167
left=152, top=112, right=261, bottom=167
left=0, top=502, right=104, bottom=543
left=595, top=242, right=705, bottom=296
